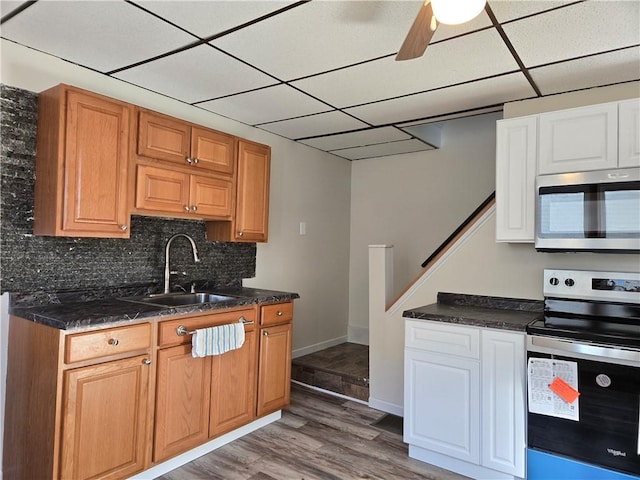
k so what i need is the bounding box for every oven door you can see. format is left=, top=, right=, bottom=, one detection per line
left=527, top=343, right=640, bottom=478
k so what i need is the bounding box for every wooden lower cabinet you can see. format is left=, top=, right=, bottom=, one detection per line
left=153, top=344, right=212, bottom=462
left=60, top=355, right=150, bottom=480
left=257, top=322, right=292, bottom=417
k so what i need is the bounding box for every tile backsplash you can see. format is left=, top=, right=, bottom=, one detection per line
left=0, top=84, right=256, bottom=293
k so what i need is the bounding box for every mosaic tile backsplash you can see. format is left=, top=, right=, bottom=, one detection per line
left=0, top=84, right=256, bottom=293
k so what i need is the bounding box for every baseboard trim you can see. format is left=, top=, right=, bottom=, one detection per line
left=291, top=380, right=368, bottom=405
left=292, top=335, right=348, bottom=359
left=129, top=411, right=281, bottom=479
left=368, top=397, right=403, bottom=417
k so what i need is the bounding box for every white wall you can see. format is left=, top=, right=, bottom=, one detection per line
left=348, top=113, right=501, bottom=344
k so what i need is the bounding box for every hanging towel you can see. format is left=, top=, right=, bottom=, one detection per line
left=192, top=322, right=245, bottom=358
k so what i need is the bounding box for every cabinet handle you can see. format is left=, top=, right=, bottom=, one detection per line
left=120, top=224, right=128, bottom=231
left=142, top=358, right=151, bottom=365
left=193, top=158, right=200, bottom=164
left=191, top=205, right=198, bottom=212
left=277, top=311, right=283, bottom=317
left=186, top=157, right=193, bottom=164
left=263, top=331, right=269, bottom=336
left=108, top=338, right=119, bottom=346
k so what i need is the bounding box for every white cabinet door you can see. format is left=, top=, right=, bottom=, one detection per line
left=495, top=116, right=537, bottom=242
left=481, top=329, right=526, bottom=478
left=404, top=349, right=480, bottom=464
left=619, top=98, right=640, bottom=168
left=538, top=103, right=618, bottom=174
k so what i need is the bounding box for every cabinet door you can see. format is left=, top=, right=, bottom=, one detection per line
left=135, top=164, right=190, bottom=215
left=209, top=328, right=257, bottom=437
left=619, top=98, right=640, bottom=168
left=256, top=323, right=292, bottom=417
left=137, top=110, right=190, bottom=166
left=62, top=89, right=131, bottom=236
left=481, top=330, right=526, bottom=477
left=154, top=344, right=212, bottom=462
left=191, top=127, right=235, bottom=175
left=404, top=349, right=480, bottom=464
left=495, top=116, right=537, bottom=242
left=59, top=355, right=150, bottom=480
left=190, top=174, right=233, bottom=218
left=235, top=140, right=271, bottom=242
left=538, top=103, right=618, bottom=174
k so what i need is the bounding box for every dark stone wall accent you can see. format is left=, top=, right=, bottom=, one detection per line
left=0, top=84, right=256, bottom=293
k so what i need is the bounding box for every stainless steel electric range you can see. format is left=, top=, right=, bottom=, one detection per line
left=526, top=269, right=640, bottom=480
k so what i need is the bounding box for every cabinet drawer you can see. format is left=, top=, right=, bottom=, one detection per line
left=158, top=307, right=256, bottom=347
left=405, top=320, right=479, bottom=359
left=260, top=302, right=293, bottom=326
left=65, top=323, right=151, bottom=363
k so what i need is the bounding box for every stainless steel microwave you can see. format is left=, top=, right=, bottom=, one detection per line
left=535, top=168, right=640, bottom=252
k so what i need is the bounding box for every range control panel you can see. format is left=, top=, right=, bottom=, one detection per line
left=544, top=269, right=640, bottom=303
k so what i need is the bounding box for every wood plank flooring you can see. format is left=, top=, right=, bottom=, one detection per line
left=156, top=384, right=470, bottom=480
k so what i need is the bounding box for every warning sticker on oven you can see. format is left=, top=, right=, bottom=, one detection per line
left=528, top=358, right=580, bottom=421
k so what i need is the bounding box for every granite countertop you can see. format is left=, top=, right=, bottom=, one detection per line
left=9, top=284, right=299, bottom=331
left=402, top=292, right=543, bottom=332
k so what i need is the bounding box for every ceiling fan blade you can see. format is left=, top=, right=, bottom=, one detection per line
left=395, top=1, right=437, bottom=61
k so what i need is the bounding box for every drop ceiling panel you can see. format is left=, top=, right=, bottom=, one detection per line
left=114, top=45, right=277, bottom=103
left=503, top=1, right=640, bottom=68
left=197, top=85, right=331, bottom=125
left=135, top=1, right=295, bottom=38
left=292, top=28, right=519, bottom=108
left=211, top=0, right=424, bottom=80
left=299, top=127, right=411, bottom=151
left=531, top=47, right=640, bottom=96
left=488, top=0, right=577, bottom=23
left=0, top=1, right=195, bottom=72
left=345, top=73, right=536, bottom=125
left=332, top=139, right=433, bottom=160
left=0, top=2, right=23, bottom=16
left=258, top=111, right=369, bottom=140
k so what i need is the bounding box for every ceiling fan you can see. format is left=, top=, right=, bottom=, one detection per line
left=396, top=0, right=487, bottom=61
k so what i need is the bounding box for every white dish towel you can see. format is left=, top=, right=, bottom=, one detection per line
left=192, top=322, right=245, bottom=358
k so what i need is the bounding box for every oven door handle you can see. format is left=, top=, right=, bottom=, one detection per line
left=530, top=336, right=640, bottom=363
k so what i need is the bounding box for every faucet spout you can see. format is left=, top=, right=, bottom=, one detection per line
left=164, top=233, right=201, bottom=294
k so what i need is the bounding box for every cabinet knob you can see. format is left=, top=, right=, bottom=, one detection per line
left=191, top=205, right=198, bottom=212
left=142, top=358, right=151, bottom=365
left=263, top=331, right=269, bottom=336
left=120, top=224, right=128, bottom=231
left=277, top=311, right=283, bottom=317
left=108, top=338, right=119, bottom=346
left=184, top=205, right=191, bottom=212
left=186, top=157, right=193, bottom=164
left=237, top=231, right=244, bottom=237
left=193, top=158, right=200, bottom=164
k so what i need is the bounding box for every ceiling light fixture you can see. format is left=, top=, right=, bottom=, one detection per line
left=430, top=0, right=487, bottom=25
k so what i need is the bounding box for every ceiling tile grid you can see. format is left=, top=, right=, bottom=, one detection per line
left=1, top=0, right=639, bottom=160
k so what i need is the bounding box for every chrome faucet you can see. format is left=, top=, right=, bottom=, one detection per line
left=164, top=234, right=201, bottom=294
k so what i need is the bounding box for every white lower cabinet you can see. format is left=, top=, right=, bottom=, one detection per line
left=404, top=320, right=526, bottom=480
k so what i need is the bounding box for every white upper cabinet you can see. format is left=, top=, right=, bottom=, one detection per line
left=495, top=116, right=537, bottom=243
left=538, top=103, right=618, bottom=174
left=619, top=98, right=640, bottom=168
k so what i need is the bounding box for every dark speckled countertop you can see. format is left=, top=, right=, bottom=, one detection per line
left=9, top=283, right=299, bottom=331
left=402, top=292, right=543, bottom=332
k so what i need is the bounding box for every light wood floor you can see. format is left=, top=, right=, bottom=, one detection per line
left=156, top=384, right=470, bottom=480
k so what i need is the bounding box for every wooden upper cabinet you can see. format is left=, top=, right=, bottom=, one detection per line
left=206, top=139, right=271, bottom=243
left=34, top=84, right=131, bottom=237
left=137, top=109, right=235, bottom=175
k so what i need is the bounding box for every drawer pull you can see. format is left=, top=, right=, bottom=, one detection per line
left=142, top=358, right=151, bottom=365
left=277, top=311, right=283, bottom=317
left=176, top=316, right=254, bottom=336
left=108, top=338, right=119, bottom=346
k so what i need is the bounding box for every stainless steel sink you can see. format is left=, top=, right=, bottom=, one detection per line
left=119, top=292, right=237, bottom=307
